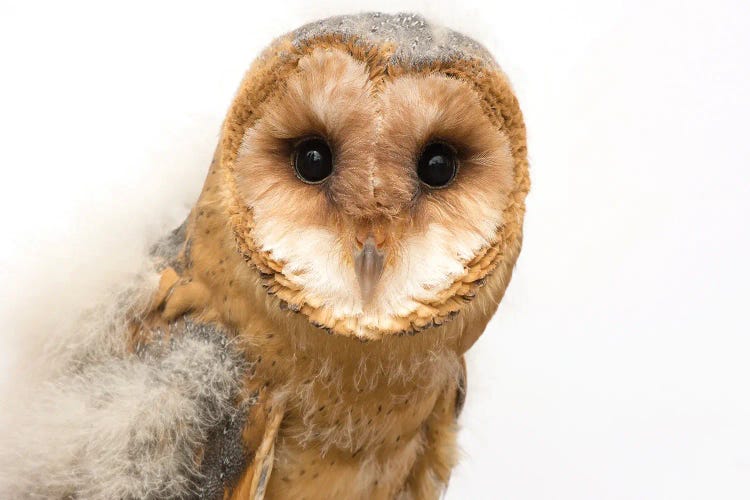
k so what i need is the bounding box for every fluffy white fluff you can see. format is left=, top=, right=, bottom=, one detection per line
left=0, top=247, right=247, bottom=499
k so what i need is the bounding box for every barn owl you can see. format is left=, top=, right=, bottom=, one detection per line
left=0, top=12, right=529, bottom=500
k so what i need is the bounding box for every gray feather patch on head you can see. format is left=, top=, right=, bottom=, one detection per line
left=291, top=12, right=498, bottom=68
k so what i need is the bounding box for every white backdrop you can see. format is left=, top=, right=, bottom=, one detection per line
left=1, top=0, right=748, bottom=498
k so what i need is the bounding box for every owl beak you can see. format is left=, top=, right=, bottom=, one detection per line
left=354, top=235, right=385, bottom=306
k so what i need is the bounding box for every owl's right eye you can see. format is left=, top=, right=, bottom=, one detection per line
left=292, top=137, right=333, bottom=184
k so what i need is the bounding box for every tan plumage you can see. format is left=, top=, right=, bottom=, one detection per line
left=131, top=13, right=530, bottom=499
left=129, top=14, right=529, bottom=498
left=0, top=12, right=527, bottom=500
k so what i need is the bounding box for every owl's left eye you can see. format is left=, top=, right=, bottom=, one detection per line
left=292, top=137, right=333, bottom=184
left=417, top=142, right=459, bottom=188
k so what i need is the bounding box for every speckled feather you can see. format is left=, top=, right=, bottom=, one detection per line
left=290, top=12, right=498, bottom=68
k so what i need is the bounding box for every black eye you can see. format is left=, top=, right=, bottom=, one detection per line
left=292, top=137, right=333, bottom=184
left=417, top=142, right=458, bottom=188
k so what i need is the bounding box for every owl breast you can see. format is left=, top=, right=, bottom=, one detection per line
left=216, top=290, right=463, bottom=499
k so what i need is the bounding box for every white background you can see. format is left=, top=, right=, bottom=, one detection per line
left=1, top=0, right=749, bottom=498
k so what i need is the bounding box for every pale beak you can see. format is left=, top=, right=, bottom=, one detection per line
left=354, top=236, right=385, bottom=305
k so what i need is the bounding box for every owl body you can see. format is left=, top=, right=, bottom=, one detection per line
left=164, top=161, right=476, bottom=498
left=0, top=13, right=528, bottom=500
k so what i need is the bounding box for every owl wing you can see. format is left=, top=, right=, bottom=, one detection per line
left=124, top=282, right=277, bottom=499
left=0, top=266, right=278, bottom=499
left=131, top=316, right=272, bottom=500
left=129, top=222, right=284, bottom=499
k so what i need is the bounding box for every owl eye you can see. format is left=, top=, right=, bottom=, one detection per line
left=417, top=142, right=459, bottom=188
left=292, top=137, right=333, bottom=184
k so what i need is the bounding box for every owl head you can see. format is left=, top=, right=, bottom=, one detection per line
left=209, top=13, right=529, bottom=341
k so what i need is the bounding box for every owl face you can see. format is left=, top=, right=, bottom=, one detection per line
left=231, top=47, right=517, bottom=339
